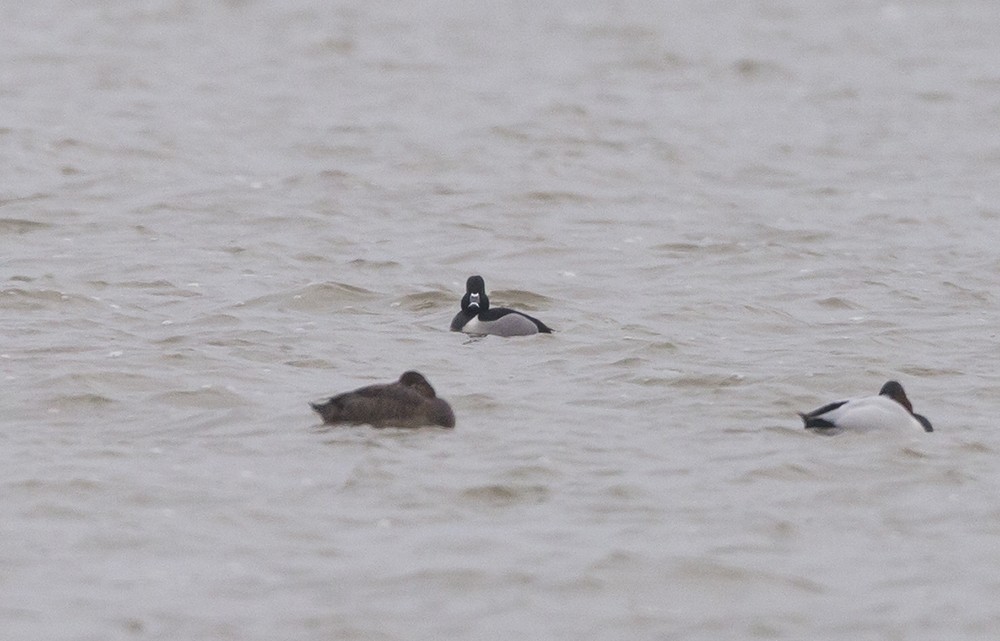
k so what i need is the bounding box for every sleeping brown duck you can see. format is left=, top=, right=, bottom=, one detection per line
left=310, top=371, right=455, bottom=428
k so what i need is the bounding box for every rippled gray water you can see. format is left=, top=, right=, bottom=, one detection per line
left=4, top=1, right=1000, bottom=639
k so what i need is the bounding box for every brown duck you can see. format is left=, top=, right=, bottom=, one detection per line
left=310, top=371, right=455, bottom=428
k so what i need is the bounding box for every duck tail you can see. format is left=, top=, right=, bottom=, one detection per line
left=310, top=401, right=337, bottom=423
left=799, top=412, right=836, bottom=429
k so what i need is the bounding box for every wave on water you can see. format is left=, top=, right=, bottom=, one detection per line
left=392, top=289, right=452, bottom=312
left=0, top=217, right=52, bottom=233
left=238, top=282, right=379, bottom=312
left=459, top=483, right=550, bottom=506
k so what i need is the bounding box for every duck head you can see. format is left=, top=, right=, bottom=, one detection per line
left=880, top=380, right=933, bottom=432
left=461, top=275, right=489, bottom=314
left=398, top=370, right=437, bottom=398
left=878, top=380, right=912, bottom=413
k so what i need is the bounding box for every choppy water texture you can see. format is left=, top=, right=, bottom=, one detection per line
left=4, top=1, right=1000, bottom=639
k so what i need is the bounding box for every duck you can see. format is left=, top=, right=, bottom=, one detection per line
left=310, top=371, right=455, bottom=428
left=449, top=275, right=553, bottom=337
left=799, top=380, right=933, bottom=433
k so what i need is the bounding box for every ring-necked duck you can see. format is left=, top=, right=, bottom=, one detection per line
left=450, top=275, right=553, bottom=337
